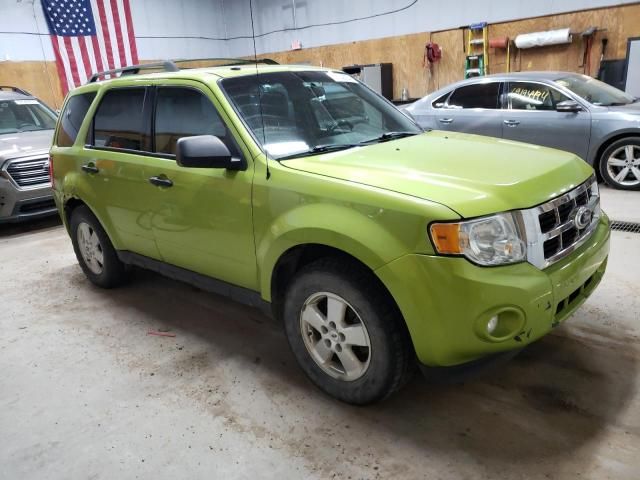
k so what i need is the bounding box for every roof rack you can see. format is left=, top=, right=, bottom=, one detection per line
left=0, top=86, right=32, bottom=96
left=87, top=57, right=279, bottom=83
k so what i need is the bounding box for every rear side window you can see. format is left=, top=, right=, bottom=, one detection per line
left=447, top=83, right=500, bottom=109
left=57, top=93, right=95, bottom=147
left=507, top=82, right=570, bottom=111
left=154, top=87, right=239, bottom=156
left=93, top=88, right=147, bottom=151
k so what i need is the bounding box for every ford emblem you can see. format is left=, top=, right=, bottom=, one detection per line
left=573, top=206, right=593, bottom=229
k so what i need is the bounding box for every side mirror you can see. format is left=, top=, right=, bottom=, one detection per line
left=176, top=135, right=245, bottom=171
left=556, top=100, right=583, bottom=113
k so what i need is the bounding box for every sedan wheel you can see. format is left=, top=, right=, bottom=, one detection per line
left=600, top=138, right=640, bottom=190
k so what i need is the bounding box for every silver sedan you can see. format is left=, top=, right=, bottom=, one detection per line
left=403, top=72, right=640, bottom=190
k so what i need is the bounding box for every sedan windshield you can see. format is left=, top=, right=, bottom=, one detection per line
left=221, top=70, right=421, bottom=159
left=555, top=75, right=635, bottom=106
left=0, top=99, right=57, bottom=135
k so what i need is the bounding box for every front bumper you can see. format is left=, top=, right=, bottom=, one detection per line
left=376, top=214, right=610, bottom=367
left=0, top=176, right=57, bottom=223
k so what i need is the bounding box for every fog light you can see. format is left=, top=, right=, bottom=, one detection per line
left=487, top=315, right=498, bottom=334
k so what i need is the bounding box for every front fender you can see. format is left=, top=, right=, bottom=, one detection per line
left=257, top=203, right=412, bottom=301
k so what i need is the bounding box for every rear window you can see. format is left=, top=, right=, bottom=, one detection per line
left=447, top=83, right=500, bottom=109
left=57, top=93, right=95, bottom=147
left=93, top=88, right=148, bottom=151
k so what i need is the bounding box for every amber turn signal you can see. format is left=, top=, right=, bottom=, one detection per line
left=430, top=223, right=462, bottom=254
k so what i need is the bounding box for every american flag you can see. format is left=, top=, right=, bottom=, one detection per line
left=41, top=0, right=139, bottom=95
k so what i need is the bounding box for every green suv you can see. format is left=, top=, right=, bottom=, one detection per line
left=50, top=61, right=610, bottom=404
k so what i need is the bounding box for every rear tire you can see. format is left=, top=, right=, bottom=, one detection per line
left=283, top=257, right=414, bottom=405
left=599, top=137, right=640, bottom=190
left=70, top=205, right=128, bottom=288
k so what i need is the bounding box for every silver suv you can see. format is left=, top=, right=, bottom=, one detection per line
left=0, top=87, right=58, bottom=223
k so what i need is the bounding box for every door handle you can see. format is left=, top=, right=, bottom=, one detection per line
left=503, top=120, right=520, bottom=127
left=148, top=175, right=173, bottom=188
left=439, top=118, right=454, bottom=124
left=81, top=163, right=99, bottom=174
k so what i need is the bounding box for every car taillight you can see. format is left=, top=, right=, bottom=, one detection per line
left=49, top=155, right=55, bottom=189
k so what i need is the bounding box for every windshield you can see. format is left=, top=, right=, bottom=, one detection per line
left=221, top=70, right=421, bottom=159
left=0, top=99, right=57, bottom=135
left=555, top=75, right=635, bottom=106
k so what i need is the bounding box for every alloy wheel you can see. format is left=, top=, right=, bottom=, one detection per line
left=299, top=291, right=372, bottom=381
left=607, top=145, right=640, bottom=187
left=77, top=222, right=104, bottom=275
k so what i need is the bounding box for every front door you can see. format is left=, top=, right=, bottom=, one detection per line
left=436, top=81, right=503, bottom=138
left=501, top=81, right=591, bottom=159
left=143, top=84, right=257, bottom=290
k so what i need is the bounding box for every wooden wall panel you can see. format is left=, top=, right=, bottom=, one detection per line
left=265, top=3, right=640, bottom=99
left=0, top=61, right=63, bottom=109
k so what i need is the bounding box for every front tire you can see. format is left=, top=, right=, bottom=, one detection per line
left=283, top=258, right=414, bottom=405
left=70, top=205, right=128, bottom=288
left=599, top=137, right=640, bottom=190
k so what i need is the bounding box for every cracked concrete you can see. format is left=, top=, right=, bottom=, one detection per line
left=1, top=192, right=639, bottom=479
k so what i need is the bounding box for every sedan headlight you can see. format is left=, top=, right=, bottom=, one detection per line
left=430, top=212, right=526, bottom=266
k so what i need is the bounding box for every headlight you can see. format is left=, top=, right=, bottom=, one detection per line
left=430, top=212, right=526, bottom=266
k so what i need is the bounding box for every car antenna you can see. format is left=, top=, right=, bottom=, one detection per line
left=249, top=0, right=270, bottom=180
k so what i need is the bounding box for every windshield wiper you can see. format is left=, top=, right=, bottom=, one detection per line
left=277, top=143, right=360, bottom=160
left=360, top=131, right=419, bottom=144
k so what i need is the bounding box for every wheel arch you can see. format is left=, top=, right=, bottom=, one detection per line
left=63, top=196, right=120, bottom=247
left=591, top=130, right=640, bottom=167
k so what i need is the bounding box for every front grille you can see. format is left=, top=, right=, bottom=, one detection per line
left=6, top=157, right=51, bottom=188
left=520, top=176, right=600, bottom=269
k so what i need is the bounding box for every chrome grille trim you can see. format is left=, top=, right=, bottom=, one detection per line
left=519, top=176, right=600, bottom=270
left=4, top=155, right=51, bottom=189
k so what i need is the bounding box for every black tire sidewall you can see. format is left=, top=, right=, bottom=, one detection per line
left=283, top=266, right=402, bottom=405
left=70, top=206, right=126, bottom=288
left=599, top=137, right=640, bottom=191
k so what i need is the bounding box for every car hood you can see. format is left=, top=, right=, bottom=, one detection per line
left=0, top=130, right=54, bottom=166
left=282, top=131, right=593, bottom=218
left=604, top=101, right=640, bottom=115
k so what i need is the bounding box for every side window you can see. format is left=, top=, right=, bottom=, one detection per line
left=56, top=93, right=96, bottom=147
left=507, top=82, right=569, bottom=111
left=431, top=92, right=450, bottom=109
left=93, top=88, right=147, bottom=151
left=154, top=87, right=239, bottom=157
left=447, top=83, right=500, bottom=109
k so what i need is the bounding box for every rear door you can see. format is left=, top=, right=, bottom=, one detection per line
left=80, top=87, right=161, bottom=259
left=142, top=82, right=257, bottom=290
left=435, top=81, right=503, bottom=138
left=501, top=81, right=591, bottom=159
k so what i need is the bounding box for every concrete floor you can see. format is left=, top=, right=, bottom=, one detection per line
left=1, top=189, right=639, bottom=480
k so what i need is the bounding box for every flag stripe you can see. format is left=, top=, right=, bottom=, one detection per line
left=95, top=0, right=116, bottom=70
left=90, top=0, right=111, bottom=75
left=78, top=37, right=93, bottom=83
left=101, top=0, right=121, bottom=69
left=63, top=36, right=81, bottom=88
left=51, top=34, right=72, bottom=96
left=116, top=0, right=132, bottom=65
left=122, top=0, right=138, bottom=63
left=110, top=0, right=128, bottom=68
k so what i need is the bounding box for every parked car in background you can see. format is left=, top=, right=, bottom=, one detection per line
left=402, top=72, right=640, bottom=190
left=50, top=62, right=609, bottom=404
left=0, top=87, right=58, bottom=223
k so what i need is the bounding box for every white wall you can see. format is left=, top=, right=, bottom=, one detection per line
left=0, top=0, right=230, bottom=62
